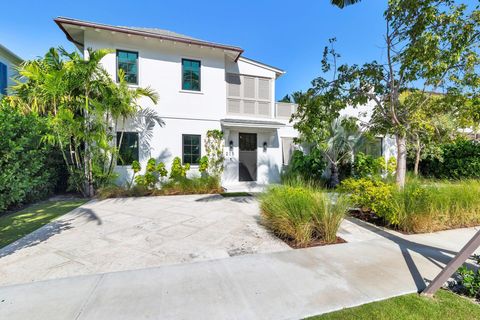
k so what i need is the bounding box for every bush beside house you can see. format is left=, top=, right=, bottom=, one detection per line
left=418, top=139, right=480, bottom=180
left=0, top=103, right=61, bottom=212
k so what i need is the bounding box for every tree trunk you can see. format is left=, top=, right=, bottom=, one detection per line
left=329, top=163, right=340, bottom=188
left=414, top=144, right=421, bottom=176
left=395, top=133, right=407, bottom=188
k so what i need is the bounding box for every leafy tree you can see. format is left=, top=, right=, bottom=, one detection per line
left=9, top=48, right=160, bottom=196
left=401, top=92, right=458, bottom=175
left=318, top=1, right=480, bottom=187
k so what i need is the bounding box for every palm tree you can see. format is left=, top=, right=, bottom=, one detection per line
left=322, top=117, right=362, bottom=188
left=9, top=47, right=161, bottom=197
left=330, top=0, right=361, bottom=8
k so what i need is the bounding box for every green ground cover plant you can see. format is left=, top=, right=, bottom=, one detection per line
left=260, top=185, right=348, bottom=247
left=0, top=199, right=87, bottom=248
left=308, top=290, right=480, bottom=320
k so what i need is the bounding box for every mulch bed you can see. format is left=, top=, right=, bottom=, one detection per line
left=349, top=209, right=388, bottom=226
left=284, top=236, right=347, bottom=249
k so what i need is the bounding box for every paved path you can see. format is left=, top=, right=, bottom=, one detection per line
left=0, top=195, right=289, bottom=286
left=1, top=220, right=479, bottom=320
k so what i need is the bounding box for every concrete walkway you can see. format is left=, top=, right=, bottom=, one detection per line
left=1, top=220, right=479, bottom=320
left=0, top=195, right=289, bottom=286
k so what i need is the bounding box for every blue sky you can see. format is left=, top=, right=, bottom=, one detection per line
left=1, top=0, right=388, bottom=100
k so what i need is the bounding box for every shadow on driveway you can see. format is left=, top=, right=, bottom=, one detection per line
left=0, top=208, right=101, bottom=259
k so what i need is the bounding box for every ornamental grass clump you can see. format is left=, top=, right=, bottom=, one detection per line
left=341, top=177, right=480, bottom=233
left=259, top=185, right=347, bottom=247
left=395, top=180, right=480, bottom=233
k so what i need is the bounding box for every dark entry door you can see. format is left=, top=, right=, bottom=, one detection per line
left=239, top=133, right=257, bottom=181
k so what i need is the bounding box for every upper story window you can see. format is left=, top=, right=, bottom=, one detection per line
left=0, top=62, right=7, bottom=95
left=182, top=134, right=201, bottom=165
left=117, top=132, right=139, bottom=165
left=117, top=50, right=138, bottom=84
left=182, top=59, right=201, bottom=91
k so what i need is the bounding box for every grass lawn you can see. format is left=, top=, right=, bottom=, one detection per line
left=0, top=199, right=88, bottom=248
left=308, top=290, right=480, bottom=320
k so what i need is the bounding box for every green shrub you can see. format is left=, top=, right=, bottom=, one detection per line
left=199, top=156, right=209, bottom=175
left=97, top=185, right=150, bottom=199
left=420, top=139, right=480, bottom=179
left=340, top=178, right=397, bottom=223
left=341, top=177, right=480, bottom=233
left=0, top=103, right=60, bottom=212
left=156, top=176, right=222, bottom=195
left=282, top=148, right=327, bottom=184
left=353, top=152, right=385, bottom=178
left=260, top=185, right=347, bottom=247
left=134, top=158, right=168, bottom=189
left=169, top=157, right=190, bottom=180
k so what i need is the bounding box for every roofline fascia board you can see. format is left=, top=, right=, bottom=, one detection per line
left=54, top=17, right=244, bottom=60
left=238, top=56, right=285, bottom=76
left=0, top=44, right=23, bottom=64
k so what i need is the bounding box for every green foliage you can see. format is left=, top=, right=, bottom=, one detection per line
left=298, top=1, right=480, bottom=186
left=0, top=102, right=60, bottom=212
left=0, top=199, right=88, bottom=248
left=9, top=47, right=160, bottom=196
left=456, top=264, right=480, bottom=299
left=260, top=185, right=348, bottom=247
left=353, top=153, right=385, bottom=178
left=386, top=157, right=397, bottom=176
left=420, top=139, right=480, bottom=179
left=198, top=156, right=209, bottom=174
left=282, top=149, right=327, bottom=184
left=204, top=129, right=224, bottom=177
left=156, top=162, right=168, bottom=177
left=156, top=176, right=221, bottom=195
left=341, top=177, right=480, bottom=233
left=340, top=178, right=397, bottom=223
left=169, top=157, right=190, bottom=180
left=134, top=158, right=168, bottom=189
left=309, top=290, right=480, bottom=320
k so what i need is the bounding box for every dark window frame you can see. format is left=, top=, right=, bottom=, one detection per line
left=116, top=49, right=139, bottom=85
left=0, top=62, right=7, bottom=95
left=182, top=134, right=201, bottom=165
left=116, top=132, right=139, bottom=166
left=181, top=58, right=201, bottom=91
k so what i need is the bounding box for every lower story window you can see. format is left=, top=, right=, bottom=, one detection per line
left=182, top=134, right=201, bottom=165
left=117, top=132, right=139, bottom=165
left=357, top=137, right=383, bottom=158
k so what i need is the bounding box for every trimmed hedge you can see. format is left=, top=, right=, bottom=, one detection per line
left=0, top=103, right=60, bottom=212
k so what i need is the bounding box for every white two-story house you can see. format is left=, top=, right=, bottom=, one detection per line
left=55, top=17, right=299, bottom=190
left=0, top=43, right=22, bottom=97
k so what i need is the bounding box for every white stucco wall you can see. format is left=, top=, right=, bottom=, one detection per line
left=340, top=99, right=397, bottom=162
left=83, top=29, right=294, bottom=187
left=0, top=49, right=20, bottom=94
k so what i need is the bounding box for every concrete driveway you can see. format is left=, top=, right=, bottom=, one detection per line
left=0, top=194, right=289, bottom=286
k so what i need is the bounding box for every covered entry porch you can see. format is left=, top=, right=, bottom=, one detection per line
left=220, top=119, right=286, bottom=192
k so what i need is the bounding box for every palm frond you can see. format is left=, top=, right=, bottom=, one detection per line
left=330, top=0, right=361, bottom=9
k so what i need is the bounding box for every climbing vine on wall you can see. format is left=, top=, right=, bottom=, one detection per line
left=205, top=130, right=225, bottom=177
